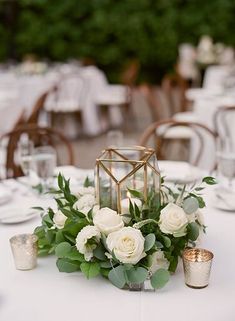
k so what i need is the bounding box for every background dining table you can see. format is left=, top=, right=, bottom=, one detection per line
left=0, top=66, right=125, bottom=137
left=0, top=165, right=235, bottom=321
left=186, top=65, right=235, bottom=170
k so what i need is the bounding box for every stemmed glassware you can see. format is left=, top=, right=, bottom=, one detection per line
left=32, top=146, right=57, bottom=192
left=216, top=137, right=235, bottom=190
left=18, top=138, right=34, bottom=178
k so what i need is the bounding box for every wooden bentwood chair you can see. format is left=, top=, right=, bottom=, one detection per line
left=139, top=119, right=217, bottom=170
left=0, top=124, right=74, bottom=179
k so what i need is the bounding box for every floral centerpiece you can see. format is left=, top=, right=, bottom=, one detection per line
left=34, top=172, right=216, bottom=290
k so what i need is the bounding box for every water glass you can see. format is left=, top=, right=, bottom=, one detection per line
left=33, top=145, right=57, bottom=191
left=216, top=137, right=235, bottom=189
left=18, top=139, right=34, bottom=176
left=10, top=234, right=38, bottom=270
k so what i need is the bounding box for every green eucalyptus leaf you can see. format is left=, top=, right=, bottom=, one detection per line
left=187, top=222, right=199, bottom=241
left=183, top=197, right=199, bottom=214
left=93, top=244, right=107, bottom=261
left=55, top=230, right=65, bottom=243
left=66, top=248, right=85, bottom=262
left=126, top=267, right=148, bottom=284
left=144, top=233, right=156, bottom=251
left=34, top=226, right=45, bottom=238
left=100, top=261, right=112, bottom=268
left=150, top=268, right=170, bottom=289
left=162, top=236, right=171, bottom=248
left=156, top=241, right=164, bottom=249
left=55, top=242, right=72, bottom=258
left=56, top=258, right=80, bottom=273
left=45, top=230, right=55, bottom=243
left=38, top=248, right=51, bottom=256
left=108, top=265, right=126, bottom=289
left=80, top=262, right=100, bottom=279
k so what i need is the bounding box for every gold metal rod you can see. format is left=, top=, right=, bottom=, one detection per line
left=99, top=161, right=119, bottom=184
left=117, top=183, right=121, bottom=214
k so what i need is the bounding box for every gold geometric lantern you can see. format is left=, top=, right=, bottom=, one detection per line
left=95, top=146, right=161, bottom=214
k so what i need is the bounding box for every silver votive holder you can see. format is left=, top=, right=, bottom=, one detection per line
left=183, top=248, right=214, bottom=289
left=10, top=234, right=38, bottom=270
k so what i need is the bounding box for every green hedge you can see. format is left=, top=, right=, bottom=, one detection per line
left=1, top=0, right=235, bottom=82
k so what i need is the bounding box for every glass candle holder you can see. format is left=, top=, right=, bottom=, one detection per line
left=183, top=248, right=214, bottom=289
left=95, top=146, right=160, bottom=213
left=10, top=234, right=38, bottom=270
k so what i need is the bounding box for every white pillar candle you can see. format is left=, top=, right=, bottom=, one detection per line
left=120, top=198, right=142, bottom=214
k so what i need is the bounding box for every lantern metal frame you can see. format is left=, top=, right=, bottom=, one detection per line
left=95, top=146, right=160, bottom=213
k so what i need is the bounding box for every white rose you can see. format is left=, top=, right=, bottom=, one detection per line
left=73, top=194, right=96, bottom=215
left=149, top=250, right=169, bottom=274
left=106, top=227, right=146, bottom=264
left=70, top=186, right=95, bottom=197
left=93, top=207, right=124, bottom=235
left=75, top=225, right=101, bottom=261
left=92, top=205, right=100, bottom=217
left=53, top=210, right=67, bottom=229
left=159, top=203, right=188, bottom=236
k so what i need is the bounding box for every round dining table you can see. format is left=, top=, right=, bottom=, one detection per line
left=0, top=166, right=235, bottom=321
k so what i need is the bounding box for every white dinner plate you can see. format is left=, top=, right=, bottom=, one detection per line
left=0, top=185, right=12, bottom=205
left=0, top=207, right=39, bottom=224
left=158, top=161, right=204, bottom=184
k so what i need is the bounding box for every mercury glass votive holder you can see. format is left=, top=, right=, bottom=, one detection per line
left=183, top=248, right=214, bottom=289
left=10, top=234, right=38, bottom=270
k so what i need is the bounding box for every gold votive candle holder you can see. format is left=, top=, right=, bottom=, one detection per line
left=10, top=234, right=38, bottom=270
left=183, top=248, right=214, bottom=289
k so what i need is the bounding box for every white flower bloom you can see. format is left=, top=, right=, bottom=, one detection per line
left=73, top=194, right=96, bottom=215
left=70, top=186, right=95, bottom=197
left=93, top=207, right=124, bottom=235
left=92, top=205, right=100, bottom=217
left=159, top=203, right=188, bottom=236
left=106, top=227, right=146, bottom=264
left=76, top=225, right=101, bottom=261
left=53, top=210, right=67, bottom=229
left=149, top=250, right=169, bottom=274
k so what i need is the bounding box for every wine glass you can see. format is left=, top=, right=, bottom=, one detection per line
left=18, top=139, right=34, bottom=177
left=216, top=137, right=235, bottom=189
left=32, top=146, right=57, bottom=192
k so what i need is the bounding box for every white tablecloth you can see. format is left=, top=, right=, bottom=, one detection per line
left=0, top=168, right=235, bottom=321
left=0, top=67, right=125, bottom=136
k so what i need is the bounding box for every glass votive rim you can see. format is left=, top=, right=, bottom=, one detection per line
left=10, top=233, right=38, bottom=245
left=183, top=248, right=214, bottom=263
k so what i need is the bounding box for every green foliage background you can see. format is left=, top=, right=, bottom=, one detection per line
left=0, top=0, right=235, bottom=82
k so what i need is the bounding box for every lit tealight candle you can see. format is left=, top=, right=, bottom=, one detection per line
left=120, top=197, right=142, bottom=214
